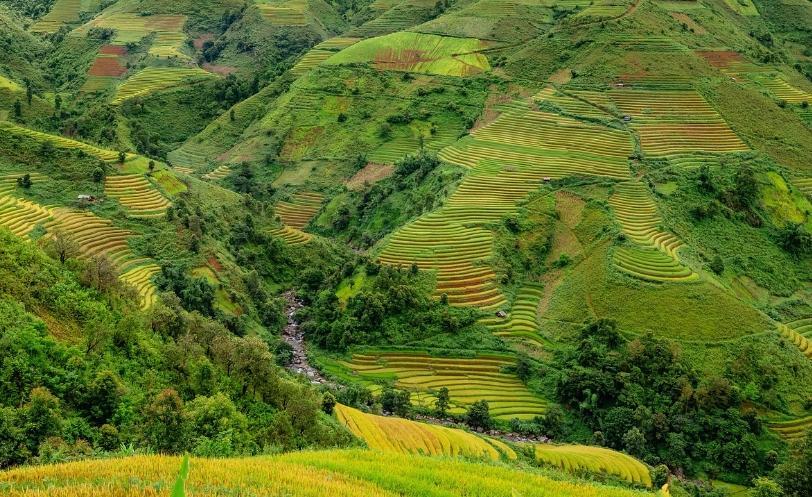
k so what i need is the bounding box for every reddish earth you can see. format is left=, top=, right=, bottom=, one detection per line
left=202, top=62, right=236, bottom=77
left=87, top=56, right=127, bottom=77
left=194, top=33, right=215, bottom=50
left=207, top=256, right=223, bottom=273
left=280, top=126, right=324, bottom=161
left=695, top=50, right=747, bottom=68
left=344, top=162, right=394, bottom=190
left=99, top=45, right=127, bottom=56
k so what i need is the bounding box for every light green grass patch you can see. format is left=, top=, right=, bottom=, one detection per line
left=723, top=0, right=759, bottom=15
left=761, top=171, right=812, bottom=229
left=324, top=32, right=492, bottom=76
left=152, top=170, right=187, bottom=195
left=0, top=76, right=19, bottom=92
left=336, top=272, right=366, bottom=305
left=191, top=266, right=242, bottom=316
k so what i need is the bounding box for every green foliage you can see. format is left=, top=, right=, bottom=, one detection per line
left=171, top=453, right=190, bottom=497
left=774, top=428, right=812, bottom=496
left=466, top=400, right=493, bottom=431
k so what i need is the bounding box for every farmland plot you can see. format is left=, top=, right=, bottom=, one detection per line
left=104, top=174, right=171, bottom=217
left=534, top=444, right=652, bottom=486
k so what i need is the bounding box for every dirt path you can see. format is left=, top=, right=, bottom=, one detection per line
left=280, top=290, right=333, bottom=385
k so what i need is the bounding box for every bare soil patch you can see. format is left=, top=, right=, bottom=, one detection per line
left=345, top=162, right=395, bottom=190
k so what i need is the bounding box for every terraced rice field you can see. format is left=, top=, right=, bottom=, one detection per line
left=534, top=444, right=652, bottom=486
left=315, top=37, right=361, bottom=49
left=380, top=100, right=632, bottom=307
left=104, top=174, right=171, bottom=217
left=120, top=264, right=161, bottom=308
left=757, top=77, right=812, bottom=104
left=440, top=104, right=632, bottom=176
left=167, top=148, right=207, bottom=170
left=792, top=178, right=812, bottom=195
left=335, top=404, right=515, bottom=460
left=0, top=173, right=46, bottom=196
left=291, top=49, right=338, bottom=75
left=0, top=195, right=54, bottom=238
left=112, top=67, right=214, bottom=105
left=608, top=181, right=696, bottom=281
left=576, top=90, right=748, bottom=157
left=765, top=415, right=812, bottom=440
left=150, top=31, right=188, bottom=58
left=75, top=13, right=186, bottom=46
left=80, top=76, right=115, bottom=93
left=347, top=1, right=435, bottom=38
left=258, top=3, right=308, bottom=25
left=325, top=32, right=491, bottom=77
left=275, top=192, right=323, bottom=229
left=611, top=36, right=688, bottom=52
left=329, top=351, right=547, bottom=420
left=533, top=87, right=609, bottom=119
left=695, top=50, right=772, bottom=78
left=172, top=166, right=195, bottom=174
left=202, top=164, right=232, bottom=180
left=269, top=225, right=312, bottom=245
left=777, top=323, right=812, bottom=359
left=481, top=282, right=545, bottom=345
left=0, top=122, right=120, bottom=161
left=29, top=0, right=82, bottom=32
left=87, top=53, right=127, bottom=77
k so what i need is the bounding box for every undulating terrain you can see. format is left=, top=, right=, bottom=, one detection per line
left=1, top=0, right=812, bottom=494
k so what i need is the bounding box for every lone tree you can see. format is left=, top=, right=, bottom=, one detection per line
left=54, top=93, right=62, bottom=111
left=466, top=399, right=493, bottom=430
left=13, top=99, right=21, bottom=119
left=148, top=160, right=155, bottom=172
left=435, top=387, right=450, bottom=417
left=93, top=167, right=105, bottom=183
left=17, top=173, right=32, bottom=189
left=118, top=151, right=126, bottom=164
left=45, top=229, right=80, bottom=264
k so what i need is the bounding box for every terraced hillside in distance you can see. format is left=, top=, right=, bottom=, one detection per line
left=323, top=351, right=546, bottom=419
left=378, top=99, right=633, bottom=308
left=608, top=181, right=696, bottom=281
left=112, top=67, right=215, bottom=105
left=573, top=90, right=750, bottom=157
left=0, top=122, right=121, bottom=162
left=534, top=444, right=652, bottom=487
left=335, top=404, right=515, bottom=460
left=104, top=174, right=171, bottom=218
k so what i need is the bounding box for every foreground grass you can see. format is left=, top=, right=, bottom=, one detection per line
left=0, top=450, right=664, bottom=496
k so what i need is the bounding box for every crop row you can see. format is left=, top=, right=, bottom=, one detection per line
left=315, top=37, right=362, bottom=50
left=757, top=77, right=812, bottom=104
left=608, top=181, right=684, bottom=251
left=603, top=90, right=720, bottom=120
left=202, top=164, right=232, bottom=180
left=112, top=67, right=214, bottom=105
left=0, top=195, right=54, bottom=238
left=0, top=122, right=120, bottom=161
left=335, top=404, right=512, bottom=461
left=0, top=449, right=662, bottom=497
left=104, top=174, right=171, bottom=217
left=258, top=5, right=308, bottom=25
left=482, top=282, right=544, bottom=345
left=339, top=352, right=546, bottom=419
left=765, top=414, right=812, bottom=440
left=787, top=317, right=812, bottom=338
left=533, top=87, right=608, bottom=119
left=534, top=444, right=652, bottom=486
left=80, top=76, right=114, bottom=93
left=29, top=0, right=81, bottom=32
left=471, top=110, right=633, bottom=160
left=614, top=247, right=698, bottom=282
left=636, top=123, right=748, bottom=156
left=269, top=225, right=312, bottom=245
left=120, top=264, right=161, bottom=309
left=291, top=49, right=337, bottom=75
left=149, top=31, right=188, bottom=58
left=777, top=324, right=812, bottom=359
left=275, top=192, right=324, bottom=229
left=610, top=36, right=688, bottom=52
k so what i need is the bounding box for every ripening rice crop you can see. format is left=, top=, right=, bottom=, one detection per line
left=112, top=67, right=214, bottom=105
left=334, top=404, right=515, bottom=460
left=482, top=283, right=545, bottom=345
left=757, top=77, right=812, bottom=104
left=104, top=174, right=171, bottom=217
left=29, top=0, right=82, bottom=32
left=331, top=351, right=546, bottom=420
left=381, top=101, right=632, bottom=308
left=0, top=195, right=54, bottom=239
left=269, top=225, right=312, bottom=245
left=120, top=263, right=161, bottom=309
left=766, top=414, right=812, bottom=440
left=202, top=164, right=232, bottom=180
left=613, top=247, right=697, bottom=282
left=258, top=2, right=308, bottom=25
left=275, top=192, right=323, bottom=229
left=694, top=50, right=771, bottom=78
left=291, top=49, right=338, bottom=75
left=534, top=444, right=652, bottom=486
left=777, top=323, right=812, bottom=359
left=324, top=32, right=492, bottom=77
left=0, top=450, right=663, bottom=497
left=0, top=122, right=121, bottom=161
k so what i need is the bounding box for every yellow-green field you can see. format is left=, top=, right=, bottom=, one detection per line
left=325, top=351, right=546, bottom=419
left=534, top=444, right=652, bottom=486
left=335, top=404, right=516, bottom=460
left=0, top=450, right=666, bottom=497
left=111, top=67, right=215, bottom=105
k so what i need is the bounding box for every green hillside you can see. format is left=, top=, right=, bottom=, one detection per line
left=2, top=0, right=812, bottom=493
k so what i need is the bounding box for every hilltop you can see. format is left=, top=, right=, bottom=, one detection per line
left=1, top=0, right=812, bottom=493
